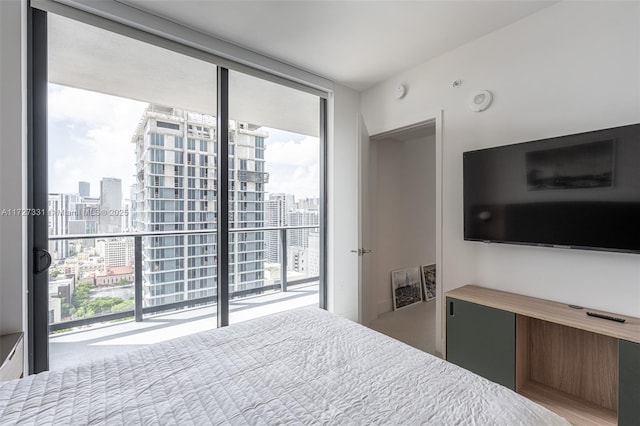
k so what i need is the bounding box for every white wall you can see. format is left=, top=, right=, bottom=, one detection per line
left=0, top=0, right=27, bottom=336
left=327, top=84, right=361, bottom=321
left=371, top=133, right=436, bottom=315
left=361, top=1, right=640, bottom=352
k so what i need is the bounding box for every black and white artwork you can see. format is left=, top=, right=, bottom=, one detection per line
left=421, top=264, right=436, bottom=301
left=391, top=267, right=423, bottom=310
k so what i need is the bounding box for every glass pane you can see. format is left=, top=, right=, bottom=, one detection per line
left=228, top=71, right=320, bottom=323
left=47, top=14, right=217, bottom=370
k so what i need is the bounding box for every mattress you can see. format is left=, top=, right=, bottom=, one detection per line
left=0, top=308, right=569, bottom=425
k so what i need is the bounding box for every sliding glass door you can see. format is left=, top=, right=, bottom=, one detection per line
left=43, top=12, right=219, bottom=370
left=228, top=71, right=321, bottom=324
left=29, top=5, right=326, bottom=373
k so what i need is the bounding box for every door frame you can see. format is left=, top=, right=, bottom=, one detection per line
left=358, top=110, right=444, bottom=355
left=27, top=6, right=50, bottom=374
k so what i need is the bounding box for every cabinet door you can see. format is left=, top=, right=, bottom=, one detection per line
left=446, top=297, right=515, bottom=390
left=619, top=339, right=640, bottom=426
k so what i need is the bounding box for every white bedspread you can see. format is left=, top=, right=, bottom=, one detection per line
left=0, top=308, right=569, bottom=425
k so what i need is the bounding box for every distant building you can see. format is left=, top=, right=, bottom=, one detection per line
left=96, top=238, right=134, bottom=267
left=308, top=230, right=320, bottom=276
left=73, top=196, right=100, bottom=247
left=288, top=246, right=308, bottom=274
left=99, top=177, right=122, bottom=233
left=296, top=197, right=319, bottom=211
left=265, top=193, right=295, bottom=263
left=128, top=184, right=137, bottom=231
left=95, top=266, right=134, bottom=287
left=49, top=274, right=76, bottom=305
left=48, top=193, right=79, bottom=259
left=122, top=198, right=132, bottom=231
left=287, top=209, right=319, bottom=248
left=78, top=181, right=90, bottom=197
left=132, top=105, right=268, bottom=307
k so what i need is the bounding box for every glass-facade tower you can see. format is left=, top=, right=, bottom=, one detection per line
left=133, top=105, right=267, bottom=307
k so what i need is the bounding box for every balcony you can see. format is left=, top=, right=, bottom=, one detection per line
left=237, top=170, right=269, bottom=183
left=48, top=226, right=320, bottom=371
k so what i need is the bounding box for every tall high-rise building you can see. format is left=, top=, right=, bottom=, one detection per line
left=99, top=177, right=122, bottom=233
left=78, top=181, right=90, bottom=197
left=265, top=193, right=294, bottom=263
left=287, top=209, right=319, bottom=248
left=128, top=184, right=137, bottom=232
left=48, top=193, right=79, bottom=259
left=74, top=196, right=100, bottom=243
left=133, top=105, right=268, bottom=307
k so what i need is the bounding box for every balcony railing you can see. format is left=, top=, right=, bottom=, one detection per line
left=48, top=225, right=319, bottom=332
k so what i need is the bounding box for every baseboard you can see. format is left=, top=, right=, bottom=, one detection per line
left=376, top=299, right=393, bottom=317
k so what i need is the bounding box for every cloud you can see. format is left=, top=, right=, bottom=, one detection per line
left=48, top=84, right=147, bottom=196
left=264, top=136, right=319, bottom=166
left=263, top=134, right=320, bottom=199
left=47, top=85, right=320, bottom=200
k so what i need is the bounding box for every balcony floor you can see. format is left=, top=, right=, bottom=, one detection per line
left=49, top=283, right=318, bottom=371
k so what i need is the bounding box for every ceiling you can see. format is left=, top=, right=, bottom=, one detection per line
left=49, top=14, right=321, bottom=136
left=119, top=0, right=557, bottom=91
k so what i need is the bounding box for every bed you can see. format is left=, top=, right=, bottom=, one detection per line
left=0, top=307, right=569, bottom=425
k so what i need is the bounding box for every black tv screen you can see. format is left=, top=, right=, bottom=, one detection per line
left=463, top=123, right=640, bottom=254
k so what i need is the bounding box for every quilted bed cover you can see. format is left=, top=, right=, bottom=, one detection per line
left=0, top=307, right=569, bottom=425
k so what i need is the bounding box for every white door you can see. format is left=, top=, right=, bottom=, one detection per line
left=357, top=114, right=374, bottom=325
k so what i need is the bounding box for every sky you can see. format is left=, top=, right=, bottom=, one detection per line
left=48, top=84, right=320, bottom=200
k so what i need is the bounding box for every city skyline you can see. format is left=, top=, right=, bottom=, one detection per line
left=48, top=84, right=319, bottom=200
left=47, top=84, right=321, bottom=320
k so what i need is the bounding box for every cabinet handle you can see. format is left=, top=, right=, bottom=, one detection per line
left=449, top=301, right=455, bottom=317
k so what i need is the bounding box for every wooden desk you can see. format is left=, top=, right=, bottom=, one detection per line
left=0, top=332, right=24, bottom=382
left=445, top=285, right=640, bottom=426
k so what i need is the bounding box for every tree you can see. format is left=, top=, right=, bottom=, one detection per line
left=86, top=297, right=130, bottom=316
left=72, top=280, right=94, bottom=310
left=61, top=301, right=72, bottom=318
left=111, top=298, right=134, bottom=313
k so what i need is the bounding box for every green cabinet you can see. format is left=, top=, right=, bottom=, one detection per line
left=446, top=297, right=516, bottom=390
left=446, top=286, right=640, bottom=425
left=619, top=339, right=640, bottom=426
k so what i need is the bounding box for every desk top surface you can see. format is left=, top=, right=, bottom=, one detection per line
left=0, top=333, right=23, bottom=366
left=446, top=285, right=640, bottom=344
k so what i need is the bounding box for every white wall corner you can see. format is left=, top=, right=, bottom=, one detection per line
left=0, top=0, right=27, bottom=341
left=326, top=83, right=360, bottom=321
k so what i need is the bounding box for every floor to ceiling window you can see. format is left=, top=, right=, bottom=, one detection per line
left=31, top=6, right=325, bottom=373
left=45, top=13, right=218, bottom=369
left=228, top=71, right=321, bottom=324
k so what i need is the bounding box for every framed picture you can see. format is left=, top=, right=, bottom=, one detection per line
left=421, top=264, right=436, bottom=301
left=391, top=267, right=423, bottom=310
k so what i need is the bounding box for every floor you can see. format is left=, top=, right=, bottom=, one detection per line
left=49, top=285, right=439, bottom=371
left=369, top=300, right=437, bottom=356
left=49, top=283, right=318, bottom=370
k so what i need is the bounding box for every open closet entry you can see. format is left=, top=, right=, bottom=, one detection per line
left=363, top=120, right=439, bottom=354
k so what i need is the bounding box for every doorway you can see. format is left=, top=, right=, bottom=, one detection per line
left=364, top=121, right=440, bottom=355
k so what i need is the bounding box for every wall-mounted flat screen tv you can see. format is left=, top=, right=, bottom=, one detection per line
left=463, top=123, right=640, bottom=254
